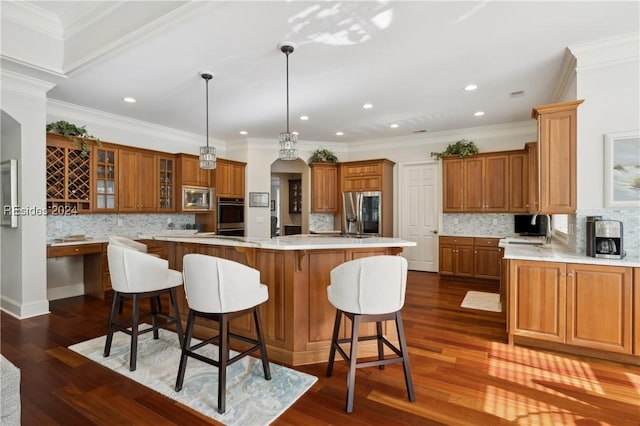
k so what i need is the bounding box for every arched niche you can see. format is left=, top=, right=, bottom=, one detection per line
left=270, top=158, right=309, bottom=236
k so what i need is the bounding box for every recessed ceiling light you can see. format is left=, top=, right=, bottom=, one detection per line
left=299, top=115, right=309, bottom=121
left=390, top=123, right=399, bottom=128
left=335, top=131, right=344, bottom=136
left=362, top=103, right=373, bottom=109
left=123, top=96, right=136, bottom=103
left=474, top=111, right=485, bottom=116
left=464, top=84, right=478, bottom=91
left=239, top=131, right=248, bottom=135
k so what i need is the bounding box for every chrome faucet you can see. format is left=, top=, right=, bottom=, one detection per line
left=531, top=213, right=552, bottom=245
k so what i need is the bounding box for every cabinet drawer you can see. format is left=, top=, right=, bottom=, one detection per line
left=343, top=177, right=382, bottom=191
left=343, top=162, right=382, bottom=177
left=474, top=237, right=500, bottom=247
left=439, top=236, right=474, bottom=246
left=47, top=243, right=103, bottom=258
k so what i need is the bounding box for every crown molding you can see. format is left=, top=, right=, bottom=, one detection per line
left=1, top=70, right=56, bottom=99
left=569, top=32, right=639, bottom=71
left=1, top=55, right=66, bottom=79
left=62, top=2, right=124, bottom=39
left=552, top=48, right=577, bottom=102
left=1, top=1, right=63, bottom=40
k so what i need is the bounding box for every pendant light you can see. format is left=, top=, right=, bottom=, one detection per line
left=278, top=43, right=298, bottom=160
left=199, top=71, right=217, bottom=169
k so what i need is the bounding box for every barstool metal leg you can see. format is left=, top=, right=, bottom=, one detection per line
left=150, top=296, right=159, bottom=339
left=346, top=314, right=360, bottom=413
left=253, top=307, right=271, bottom=380
left=218, top=314, right=229, bottom=414
left=326, top=309, right=342, bottom=377
left=376, top=320, right=385, bottom=370
left=169, top=288, right=184, bottom=347
left=129, top=294, right=140, bottom=371
left=175, top=309, right=195, bottom=392
left=103, top=291, right=120, bottom=357
left=395, top=311, right=415, bottom=402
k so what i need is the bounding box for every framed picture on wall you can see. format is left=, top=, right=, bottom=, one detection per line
left=603, top=131, right=640, bottom=208
left=249, top=192, right=269, bottom=208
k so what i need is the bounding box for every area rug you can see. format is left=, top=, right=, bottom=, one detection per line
left=460, top=291, right=502, bottom=312
left=69, top=329, right=317, bottom=425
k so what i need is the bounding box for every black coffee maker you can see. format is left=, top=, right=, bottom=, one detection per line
left=585, top=215, right=602, bottom=257
left=594, top=220, right=623, bottom=259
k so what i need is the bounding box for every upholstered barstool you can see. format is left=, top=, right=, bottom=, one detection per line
left=326, top=255, right=415, bottom=413
left=104, top=244, right=184, bottom=371
left=175, top=254, right=271, bottom=414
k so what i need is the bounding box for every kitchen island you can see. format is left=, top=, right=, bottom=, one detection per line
left=153, top=234, right=416, bottom=365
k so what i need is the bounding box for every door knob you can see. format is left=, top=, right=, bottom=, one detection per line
left=431, top=230, right=438, bottom=234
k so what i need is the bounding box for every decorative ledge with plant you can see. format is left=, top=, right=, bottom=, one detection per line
left=46, top=120, right=100, bottom=157
left=430, top=139, right=479, bottom=161
left=308, top=147, right=338, bottom=164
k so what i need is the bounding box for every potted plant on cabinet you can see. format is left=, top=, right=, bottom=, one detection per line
left=308, top=147, right=338, bottom=164
left=46, top=120, right=100, bottom=157
left=430, top=139, right=479, bottom=161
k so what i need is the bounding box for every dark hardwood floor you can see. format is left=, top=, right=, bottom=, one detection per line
left=2, top=271, right=639, bottom=425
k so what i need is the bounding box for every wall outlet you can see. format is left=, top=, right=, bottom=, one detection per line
left=167, top=217, right=173, bottom=224
left=492, top=219, right=498, bottom=225
left=117, top=218, right=123, bottom=226
left=453, top=218, right=459, bottom=225
left=56, top=220, right=62, bottom=229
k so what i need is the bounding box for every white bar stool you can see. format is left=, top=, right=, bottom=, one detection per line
left=326, top=255, right=415, bottom=413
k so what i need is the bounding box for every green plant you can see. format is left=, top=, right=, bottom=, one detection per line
left=308, top=147, right=338, bottom=164
left=430, top=139, right=479, bottom=161
left=46, top=120, right=100, bottom=157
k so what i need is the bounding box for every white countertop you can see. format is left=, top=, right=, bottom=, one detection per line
left=154, top=234, right=416, bottom=250
left=500, top=238, right=640, bottom=268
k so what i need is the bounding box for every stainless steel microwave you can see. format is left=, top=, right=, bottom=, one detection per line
left=182, top=186, right=214, bottom=211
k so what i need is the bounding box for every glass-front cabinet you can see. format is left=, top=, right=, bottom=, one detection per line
left=158, top=156, right=174, bottom=211
left=94, top=146, right=117, bottom=211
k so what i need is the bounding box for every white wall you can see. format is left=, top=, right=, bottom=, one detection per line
left=1, top=71, right=53, bottom=318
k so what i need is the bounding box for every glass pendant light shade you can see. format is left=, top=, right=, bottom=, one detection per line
left=278, top=43, right=298, bottom=161
left=279, top=131, right=298, bottom=160
left=199, top=72, right=217, bottom=169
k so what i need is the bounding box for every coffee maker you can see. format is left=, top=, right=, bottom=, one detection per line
left=594, top=220, right=623, bottom=259
left=585, top=215, right=602, bottom=257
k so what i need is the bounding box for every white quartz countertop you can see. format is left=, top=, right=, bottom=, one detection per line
left=153, top=234, right=416, bottom=250
left=500, top=238, right=640, bottom=268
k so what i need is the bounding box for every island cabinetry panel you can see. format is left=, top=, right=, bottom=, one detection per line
left=531, top=100, right=583, bottom=214
left=93, top=145, right=119, bottom=212
left=509, top=260, right=566, bottom=343
left=214, top=158, right=245, bottom=198
left=176, top=153, right=211, bottom=188
left=566, top=264, right=632, bottom=354
left=46, top=133, right=93, bottom=214
left=160, top=240, right=404, bottom=365
left=118, top=149, right=158, bottom=212
left=310, top=163, right=338, bottom=213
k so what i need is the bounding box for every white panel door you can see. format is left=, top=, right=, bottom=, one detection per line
left=399, top=162, right=439, bottom=272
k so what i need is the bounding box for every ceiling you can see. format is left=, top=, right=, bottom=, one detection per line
left=24, top=1, right=640, bottom=144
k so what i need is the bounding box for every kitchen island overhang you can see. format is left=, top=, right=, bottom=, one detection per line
left=153, top=234, right=416, bottom=366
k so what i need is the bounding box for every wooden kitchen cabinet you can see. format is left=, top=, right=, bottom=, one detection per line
left=509, top=260, right=566, bottom=343
left=531, top=100, right=583, bottom=214
left=474, top=238, right=503, bottom=280
left=465, top=154, right=509, bottom=212
left=46, top=133, right=92, bottom=214
left=566, top=264, right=632, bottom=354
left=442, top=158, right=464, bottom=212
left=158, top=155, right=175, bottom=211
left=439, top=236, right=474, bottom=277
left=526, top=142, right=538, bottom=213
left=214, top=158, right=245, bottom=198
left=93, top=145, right=118, bottom=212
left=509, top=151, right=530, bottom=212
left=634, top=268, right=640, bottom=355
left=310, top=163, right=338, bottom=213
left=176, top=153, right=211, bottom=188
left=118, top=149, right=157, bottom=212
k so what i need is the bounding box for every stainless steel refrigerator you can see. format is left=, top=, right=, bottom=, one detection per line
left=342, top=191, right=382, bottom=236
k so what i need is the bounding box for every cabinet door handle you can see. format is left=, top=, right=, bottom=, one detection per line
left=567, top=273, right=574, bottom=277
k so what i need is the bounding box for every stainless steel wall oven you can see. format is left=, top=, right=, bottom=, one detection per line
left=217, top=198, right=245, bottom=236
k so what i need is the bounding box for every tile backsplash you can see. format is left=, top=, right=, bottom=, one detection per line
left=309, top=213, right=336, bottom=231
left=47, top=214, right=196, bottom=241
left=442, top=214, right=514, bottom=237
